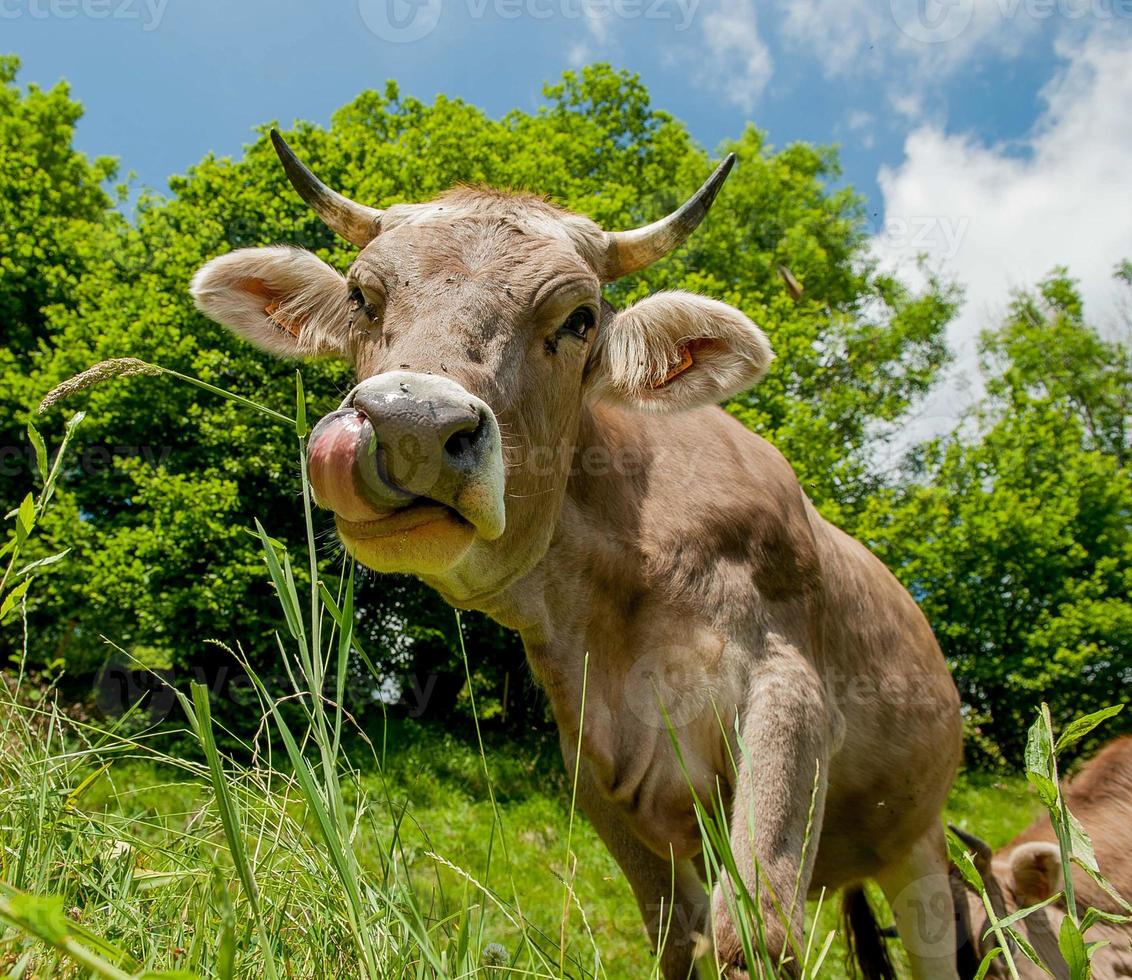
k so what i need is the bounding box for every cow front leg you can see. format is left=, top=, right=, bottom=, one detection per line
left=573, top=762, right=710, bottom=979
left=711, top=644, right=832, bottom=978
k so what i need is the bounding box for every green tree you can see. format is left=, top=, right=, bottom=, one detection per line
left=861, top=269, right=1131, bottom=763
left=0, top=55, right=118, bottom=507
left=4, top=60, right=956, bottom=731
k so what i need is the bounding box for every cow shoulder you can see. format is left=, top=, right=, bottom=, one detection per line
left=569, top=402, right=823, bottom=611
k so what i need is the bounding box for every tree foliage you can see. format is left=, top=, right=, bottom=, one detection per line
left=860, top=269, right=1131, bottom=763
left=6, top=58, right=1124, bottom=760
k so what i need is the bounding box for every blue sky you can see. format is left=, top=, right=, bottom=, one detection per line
left=0, top=0, right=1074, bottom=212
left=5, top=0, right=1131, bottom=426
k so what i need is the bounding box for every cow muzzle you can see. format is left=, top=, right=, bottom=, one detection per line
left=308, top=371, right=506, bottom=575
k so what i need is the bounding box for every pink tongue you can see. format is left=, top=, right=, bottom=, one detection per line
left=308, top=414, right=381, bottom=523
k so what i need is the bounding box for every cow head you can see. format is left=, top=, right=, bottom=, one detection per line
left=191, top=132, right=772, bottom=603
left=949, top=827, right=1068, bottom=979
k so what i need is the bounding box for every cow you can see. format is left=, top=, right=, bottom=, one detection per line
left=950, top=737, right=1132, bottom=979
left=190, top=130, right=964, bottom=979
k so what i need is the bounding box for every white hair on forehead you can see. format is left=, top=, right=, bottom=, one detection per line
left=381, top=201, right=469, bottom=228
left=379, top=194, right=607, bottom=272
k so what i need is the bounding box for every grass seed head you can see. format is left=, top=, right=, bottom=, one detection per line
left=38, top=358, right=163, bottom=413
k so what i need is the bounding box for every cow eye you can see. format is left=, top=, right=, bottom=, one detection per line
left=348, top=284, right=379, bottom=322
left=560, top=306, right=595, bottom=340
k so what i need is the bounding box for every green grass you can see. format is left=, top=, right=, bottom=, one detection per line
left=0, top=688, right=1040, bottom=980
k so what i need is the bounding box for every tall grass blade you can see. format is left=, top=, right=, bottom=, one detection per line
left=184, top=682, right=280, bottom=980
left=250, top=671, right=379, bottom=980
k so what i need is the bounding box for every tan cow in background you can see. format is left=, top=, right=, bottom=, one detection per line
left=191, top=131, right=963, bottom=978
left=951, top=737, right=1132, bottom=979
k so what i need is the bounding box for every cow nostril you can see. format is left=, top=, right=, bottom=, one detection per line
left=444, top=417, right=484, bottom=461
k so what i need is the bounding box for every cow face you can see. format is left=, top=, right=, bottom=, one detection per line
left=191, top=132, right=772, bottom=602
left=950, top=831, right=1067, bottom=979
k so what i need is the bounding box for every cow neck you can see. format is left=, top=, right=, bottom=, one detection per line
left=482, top=400, right=653, bottom=684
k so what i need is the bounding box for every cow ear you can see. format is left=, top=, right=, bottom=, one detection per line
left=1009, top=842, right=1064, bottom=905
left=191, top=246, right=352, bottom=359
left=587, top=291, right=773, bottom=412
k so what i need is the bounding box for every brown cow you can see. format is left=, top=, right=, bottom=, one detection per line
left=950, top=737, right=1132, bottom=979
left=191, top=131, right=963, bottom=979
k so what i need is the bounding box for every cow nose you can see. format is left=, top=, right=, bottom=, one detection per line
left=352, top=384, right=488, bottom=478
left=350, top=378, right=485, bottom=493
left=331, top=371, right=506, bottom=539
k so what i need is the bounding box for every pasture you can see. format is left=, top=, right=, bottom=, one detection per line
left=1, top=667, right=1039, bottom=979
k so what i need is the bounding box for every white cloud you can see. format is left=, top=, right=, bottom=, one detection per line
left=582, top=1, right=611, bottom=42
left=698, top=0, right=774, bottom=110
left=561, top=4, right=614, bottom=73
left=777, top=0, right=1045, bottom=81
left=776, top=0, right=886, bottom=74
left=566, top=40, right=591, bottom=66
left=872, top=31, right=1132, bottom=437
left=845, top=109, right=877, bottom=147
left=888, top=89, right=925, bottom=122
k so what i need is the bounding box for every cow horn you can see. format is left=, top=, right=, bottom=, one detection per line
left=602, top=152, right=736, bottom=280
left=270, top=129, right=383, bottom=248
left=949, top=824, right=994, bottom=871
